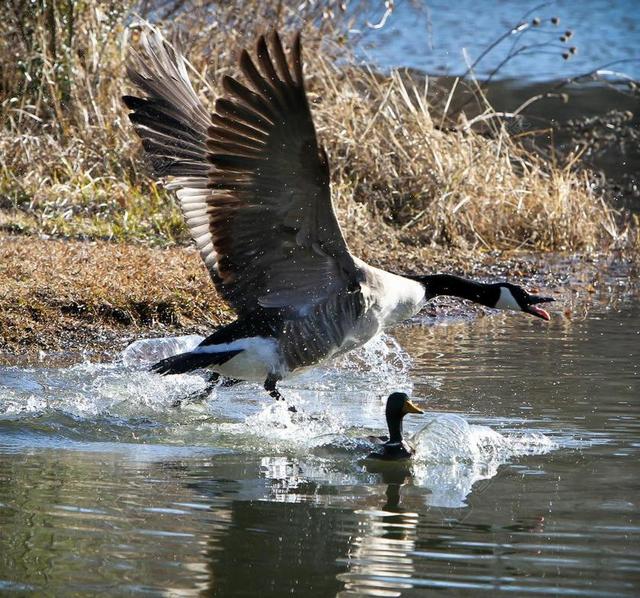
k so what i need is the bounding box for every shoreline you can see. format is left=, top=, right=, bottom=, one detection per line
left=1, top=235, right=636, bottom=365
left=0, top=236, right=230, bottom=362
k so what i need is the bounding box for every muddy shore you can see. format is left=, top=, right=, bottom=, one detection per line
left=0, top=236, right=229, bottom=361
left=1, top=234, right=636, bottom=365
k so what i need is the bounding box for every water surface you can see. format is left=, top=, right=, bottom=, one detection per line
left=356, top=0, right=640, bottom=82
left=1, top=286, right=639, bottom=596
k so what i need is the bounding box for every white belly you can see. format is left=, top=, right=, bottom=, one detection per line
left=215, top=353, right=272, bottom=382
left=196, top=337, right=284, bottom=382
left=327, top=270, right=426, bottom=361
left=372, top=272, right=426, bottom=327
left=355, top=262, right=426, bottom=328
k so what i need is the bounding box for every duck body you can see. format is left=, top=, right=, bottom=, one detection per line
left=367, top=440, right=415, bottom=462
left=125, top=28, right=553, bottom=401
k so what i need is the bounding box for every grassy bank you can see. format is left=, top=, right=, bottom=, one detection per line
left=2, top=233, right=637, bottom=360
left=0, top=235, right=230, bottom=356
left=0, top=1, right=637, bottom=357
left=1, top=1, right=632, bottom=249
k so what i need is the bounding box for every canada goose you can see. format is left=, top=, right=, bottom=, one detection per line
left=123, top=28, right=554, bottom=402
left=366, top=392, right=424, bottom=461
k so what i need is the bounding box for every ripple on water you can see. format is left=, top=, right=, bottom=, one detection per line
left=0, top=334, right=560, bottom=511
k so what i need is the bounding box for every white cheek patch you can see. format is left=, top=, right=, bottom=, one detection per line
left=495, top=287, right=521, bottom=311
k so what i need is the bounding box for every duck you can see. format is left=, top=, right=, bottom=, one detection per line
left=122, top=27, right=554, bottom=403
left=366, top=392, right=424, bottom=461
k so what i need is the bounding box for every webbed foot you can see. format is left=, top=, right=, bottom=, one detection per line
left=264, top=374, right=297, bottom=412
left=171, top=372, right=220, bottom=408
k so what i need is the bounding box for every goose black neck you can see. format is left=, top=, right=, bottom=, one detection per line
left=409, top=274, right=499, bottom=307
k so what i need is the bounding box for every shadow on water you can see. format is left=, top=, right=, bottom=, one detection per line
left=1, top=284, right=639, bottom=595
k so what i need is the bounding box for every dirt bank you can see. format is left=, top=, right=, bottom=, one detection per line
left=1, top=235, right=636, bottom=363
left=0, top=236, right=230, bottom=359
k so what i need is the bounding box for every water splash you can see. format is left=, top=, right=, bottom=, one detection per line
left=0, top=334, right=412, bottom=449
left=413, top=414, right=555, bottom=463
left=248, top=414, right=559, bottom=509
left=0, top=363, right=206, bottom=419
left=410, top=414, right=557, bottom=508
left=291, top=334, right=413, bottom=393
left=0, top=334, right=558, bottom=507
left=120, top=334, right=205, bottom=366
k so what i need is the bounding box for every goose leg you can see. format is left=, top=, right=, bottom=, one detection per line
left=264, top=374, right=283, bottom=400
left=171, top=372, right=220, bottom=408
left=264, top=375, right=297, bottom=413
left=220, top=376, right=242, bottom=388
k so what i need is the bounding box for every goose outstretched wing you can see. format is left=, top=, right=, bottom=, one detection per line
left=123, top=28, right=217, bottom=278
left=203, top=30, right=359, bottom=316
left=125, top=28, right=360, bottom=318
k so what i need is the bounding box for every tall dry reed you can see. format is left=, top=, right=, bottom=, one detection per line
left=0, top=0, right=630, bottom=254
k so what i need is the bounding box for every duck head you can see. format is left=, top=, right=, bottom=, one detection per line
left=367, top=392, right=424, bottom=461
left=493, top=283, right=554, bottom=321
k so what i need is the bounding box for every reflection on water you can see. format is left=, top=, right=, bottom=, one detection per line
left=1, top=289, right=639, bottom=595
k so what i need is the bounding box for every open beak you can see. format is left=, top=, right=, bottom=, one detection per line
left=524, top=295, right=554, bottom=321
left=402, top=400, right=424, bottom=414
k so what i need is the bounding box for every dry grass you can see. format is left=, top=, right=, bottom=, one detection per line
left=0, top=1, right=636, bottom=358
left=318, top=66, right=625, bottom=252
left=1, top=0, right=632, bottom=252
left=1, top=1, right=187, bottom=244
left=0, top=235, right=230, bottom=355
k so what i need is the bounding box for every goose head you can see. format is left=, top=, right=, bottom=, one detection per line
left=493, top=283, right=554, bottom=321
left=367, top=392, right=424, bottom=461
left=408, top=274, right=554, bottom=321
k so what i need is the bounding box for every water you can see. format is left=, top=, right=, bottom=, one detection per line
left=355, top=0, right=640, bottom=82
left=1, top=284, right=638, bottom=596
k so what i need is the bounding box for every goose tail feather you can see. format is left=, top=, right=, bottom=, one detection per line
left=150, top=349, right=243, bottom=376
